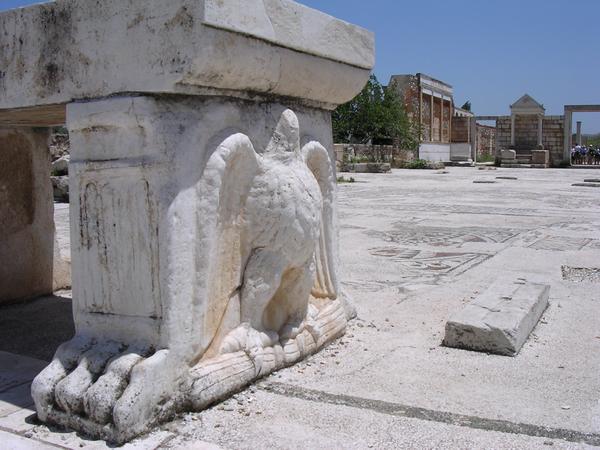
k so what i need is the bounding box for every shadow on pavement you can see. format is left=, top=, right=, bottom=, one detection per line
left=0, top=294, right=75, bottom=362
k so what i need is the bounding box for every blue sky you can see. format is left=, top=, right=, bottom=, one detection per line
left=3, top=0, right=599, bottom=132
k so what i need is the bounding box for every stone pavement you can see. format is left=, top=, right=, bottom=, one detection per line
left=2, top=167, right=600, bottom=449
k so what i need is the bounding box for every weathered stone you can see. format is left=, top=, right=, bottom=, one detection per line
left=531, top=150, right=549, bottom=166
left=0, top=0, right=377, bottom=444
left=51, top=176, right=69, bottom=202
left=350, top=162, right=391, bottom=173
left=443, top=280, right=550, bottom=356
left=51, top=155, right=69, bottom=175
left=0, top=127, right=54, bottom=303
left=500, top=149, right=516, bottom=160
left=0, top=0, right=374, bottom=123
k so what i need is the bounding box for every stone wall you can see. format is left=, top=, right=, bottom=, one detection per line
left=334, top=143, right=416, bottom=168
left=496, top=116, right=564, bottom=164
left=542, top=116, right=564, bottom=164
left=514, top=116, right=538, bottom=150
left=496, top=117, right=511, bottom=151
left=452, top=116, right=469, bottom=143
left=477, top=124, right=496, bottom=158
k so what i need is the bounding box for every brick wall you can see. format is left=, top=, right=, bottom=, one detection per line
left=432, top=98, right=441, bottom=142
left=442, top=101, right=451, bottom=142
left=451, top=116, right=469, bottom=143
left=421, top=94, right=432, bottom=141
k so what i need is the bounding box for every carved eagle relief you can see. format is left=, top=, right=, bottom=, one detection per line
left=195, top=109, right=339, bottom=358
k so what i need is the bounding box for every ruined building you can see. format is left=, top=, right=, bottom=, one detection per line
left=389, top=73, right=496, bottom=163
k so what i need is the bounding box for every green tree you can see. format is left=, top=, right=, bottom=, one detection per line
left=332, top=74, right=419, bottom=150
left=586, top=133, right=600, bottom=147
left=460, top=101, right=472, bottom=112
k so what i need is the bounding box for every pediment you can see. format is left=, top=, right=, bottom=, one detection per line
left=511, top=94, right=545, bottom=113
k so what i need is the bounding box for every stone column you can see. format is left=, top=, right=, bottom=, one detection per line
left=563, top=109, right=573, bottom=161
left=510, top=114, right=516, bottom=147
left=537, top=114, right=543, bottom=147
left=576, top=121, right=582, bottom=145
left=469, top=117, right=477, bottom=161
left=430, top=94, right=434, bottom=142
left=0, top=127, right=54, bottom=303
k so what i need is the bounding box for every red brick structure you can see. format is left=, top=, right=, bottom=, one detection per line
left=389, top=73, right=454, bottom=162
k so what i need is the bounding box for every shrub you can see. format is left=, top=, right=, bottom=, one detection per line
left=405, top=159, right=429, bottom=169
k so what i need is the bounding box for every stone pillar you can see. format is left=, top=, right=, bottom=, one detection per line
left=448, top=101, right=452, bottom=145
left=0, top=0, right=373, bottom=444
left=0, top=127, right=54, bottom=303
left=439, top=98, right=444, bottom=142
left=564, top=109, right=573, bottom=162
left=419, top=90, right=423, bottom=140
left=469, top=117, right=477, bottom=161
left=510, top=114, right=516, bottom=147
left=430, top=94, right=434, bottom=142
left=537, top=115, right=543, bottom=147
left=32, top=94, right=356, bottom=444
left=576, top=121, right=582, bottom=145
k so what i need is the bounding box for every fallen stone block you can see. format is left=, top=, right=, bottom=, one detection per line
left=531, top=150, right=549, bottom=167
left=500, top=149, right=516, bottom=160
left=443, top=280, right=550, bottom=356
left=350, top=162, right=391, bottom=173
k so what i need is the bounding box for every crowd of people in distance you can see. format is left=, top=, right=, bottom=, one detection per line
left=571, top=144, right=600, bottom=165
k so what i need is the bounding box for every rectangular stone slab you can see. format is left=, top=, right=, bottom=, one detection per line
left=443, top=280, right=550, bottom=356
left=0, top=0, right=374, bottom=123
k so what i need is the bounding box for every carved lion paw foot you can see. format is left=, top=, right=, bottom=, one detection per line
left=32, top=335, right=174, bottom=442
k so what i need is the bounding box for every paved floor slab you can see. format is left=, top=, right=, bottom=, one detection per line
left=2, top=166, right=600, bottom=448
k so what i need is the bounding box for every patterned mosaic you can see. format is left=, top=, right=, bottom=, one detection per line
left=369, top=247, right=492, bottom=277
left=370, top=226, right=521, bottom=247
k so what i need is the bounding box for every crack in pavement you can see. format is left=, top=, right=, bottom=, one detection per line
left=259, top=382, right=600, bottom=446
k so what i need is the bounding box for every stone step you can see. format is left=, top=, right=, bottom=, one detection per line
left=443, top=279, right=550, bottom=356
